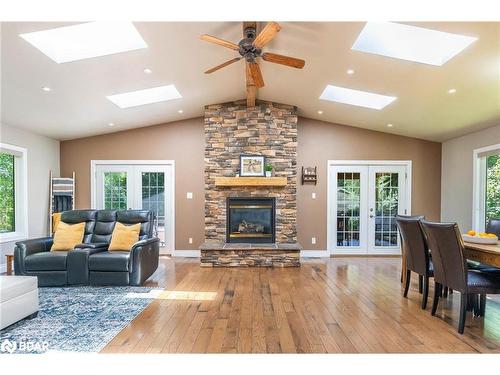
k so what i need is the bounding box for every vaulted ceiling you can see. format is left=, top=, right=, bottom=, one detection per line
left=1, top=22, right=499, bottom=141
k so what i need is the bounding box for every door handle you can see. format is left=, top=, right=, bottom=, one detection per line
left=369, top=214, right=374, bottom=218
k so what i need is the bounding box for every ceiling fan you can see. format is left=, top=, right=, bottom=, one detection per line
left=201, top=22, right=305, bottom=107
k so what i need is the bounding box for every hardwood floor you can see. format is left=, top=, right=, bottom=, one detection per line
left=101, top=256, right=500, bottom=353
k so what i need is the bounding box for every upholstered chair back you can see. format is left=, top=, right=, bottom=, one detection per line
left=91, top=210, right=117, bottom=244
left=116, top=210, right=154, bottom=240
left=420, top=220, right=468, bottom=293
left=60, top=210, right=97, bottom=243
left=395, top=215, right=429, bottom=275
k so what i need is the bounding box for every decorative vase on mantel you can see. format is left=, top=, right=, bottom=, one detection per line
left=265, top=164, right=273, bottom=178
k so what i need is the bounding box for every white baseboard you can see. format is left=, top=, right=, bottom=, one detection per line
left=300, top=250, right=330, bottom=258
left=0, top=263, right=7, bottom=274
left=172, top=250, right=200, bottom=257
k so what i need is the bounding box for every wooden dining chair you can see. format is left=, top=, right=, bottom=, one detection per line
left=420, top=220, right=500, bottom=334
left=486, top=217, right=500, bottom=238
left=396, top=215, right=433, bottom=309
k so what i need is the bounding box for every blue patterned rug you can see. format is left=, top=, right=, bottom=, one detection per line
left=0, top=286, right=158, bottom=354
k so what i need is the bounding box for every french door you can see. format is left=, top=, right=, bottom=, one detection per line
left=329, top=162, right=410, bottom=255
left=93, top=162, right=174, bottom=253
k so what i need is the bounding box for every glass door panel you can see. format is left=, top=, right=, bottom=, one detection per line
left=95, top=166, right=133, bottom=210
left=104, top=172, right=128, bottom=210
left=331, top=165, right=368, bottom=254
left=368, top=166, right=406, bottom=253
left=140, top=171, right=166, bottom=247
left=336, top=172, right=361, bottom=247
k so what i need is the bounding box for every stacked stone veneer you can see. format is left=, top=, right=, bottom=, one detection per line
left=204, top=100, right=298, bottom=243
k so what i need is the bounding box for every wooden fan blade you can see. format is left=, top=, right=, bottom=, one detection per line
left=262, top=52, right=305, bottom=69
left=200, top=34, right=239, bottom=51
left=252, top=22, right=281, bottom=48
left=204, top=58, right=242, bottom=74
left=248, top=62, right=264, bottom=88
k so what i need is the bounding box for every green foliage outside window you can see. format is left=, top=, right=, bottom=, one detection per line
left=104, top=172, right=127, bottom=210
left=486, top=154, right=500, bottom=225
left=0, top=152, right=15, bottom=233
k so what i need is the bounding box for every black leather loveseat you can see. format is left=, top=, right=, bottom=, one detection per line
left=14, top=210, right=160, bottom=287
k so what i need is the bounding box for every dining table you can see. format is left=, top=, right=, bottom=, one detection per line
left=463, top=240, right=500, bottom=268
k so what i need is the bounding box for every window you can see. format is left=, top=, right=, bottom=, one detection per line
left=0, top=153, right=15, bottom=233
left=0, top=143, right=28, bottom=242
left=486, top=154, right=500, bottom=224
left=473, top=144, right=500, bottom=231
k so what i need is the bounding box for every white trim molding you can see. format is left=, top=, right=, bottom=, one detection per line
left=0, top=143, right=28, bottom=244
left=472, top=143, right=500, bottom=231
left=300, top=250, right=330, bottom=258
left=172, top=250, right=200, bottom=258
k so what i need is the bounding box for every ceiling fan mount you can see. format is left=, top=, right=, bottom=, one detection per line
left=238, top=36, right=261, bottom=63
left=200, top=22, right=306, bottom=106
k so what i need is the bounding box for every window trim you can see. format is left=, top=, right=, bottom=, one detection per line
left=0, top=143, right=28, bottom=243
left=472, top=143, right=500, bottom=232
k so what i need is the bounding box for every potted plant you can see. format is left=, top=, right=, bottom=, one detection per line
left=265, top=164, right=273, bottom=177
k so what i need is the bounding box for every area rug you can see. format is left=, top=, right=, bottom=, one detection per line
left=0, top=286, right=159, bottom=354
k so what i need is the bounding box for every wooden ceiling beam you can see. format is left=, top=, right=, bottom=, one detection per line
left=246, top=61, right=256, bottom=107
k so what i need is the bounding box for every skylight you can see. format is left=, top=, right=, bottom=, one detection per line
left=319, top=85, right=397, bottom=110
left=352, top=22, right=477, bottom=66
left=19, top=22, right=147, bottom=63
left=106, top=85, right=182, bottom=108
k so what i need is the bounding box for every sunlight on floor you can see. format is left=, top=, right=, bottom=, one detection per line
left=125, top=289, right=217, bottom=301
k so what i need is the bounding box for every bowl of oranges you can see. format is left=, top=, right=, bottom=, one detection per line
left=462, top=230, right=498, bottom=244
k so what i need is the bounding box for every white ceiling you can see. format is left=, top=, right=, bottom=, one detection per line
left=1, top=22, right=499, bottom=141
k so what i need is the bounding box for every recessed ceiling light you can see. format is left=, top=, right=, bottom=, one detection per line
left=42, top=86, right=52, bottom=92
left=352, top=22, right=477, bottom=66
left=347, top=69, right=355, bottom=75
left=106, top=84, right=182, bottom=109
left=108, top=122, right=115, bottom=127
left=143, top=68, right=152, bottom=74
left=448, top=88, right=457, bottom=94
left=320, top=85, right=397, bottom=110
left=178, top=109, right=184, bottom=114
left=20, top=22, right=147, bottom=64
left=317, top=110, right=323, bottom=114
left=387, top=123, right=393, bottom=127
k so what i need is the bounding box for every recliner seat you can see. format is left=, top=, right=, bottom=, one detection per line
left=14, top=209, right=160, bottom=287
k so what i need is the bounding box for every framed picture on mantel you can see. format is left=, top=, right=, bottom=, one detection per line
left=240, top=155, right=265, bottom=177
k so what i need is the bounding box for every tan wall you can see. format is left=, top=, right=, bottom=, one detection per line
left=61, top=116, right=442, bottom=252
left=297, top=117, right=442, bottom=250
left=60, top=118, right=205, bottom=250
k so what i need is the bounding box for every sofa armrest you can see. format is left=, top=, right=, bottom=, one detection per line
left=14, top=237, right=53, bottom=275
left=67, top=246, right=107, bottom=285
left=74, top=242, right=109, bottom=250
left=130, top=237, right=160, bottom=286
left=131, top=237, right=160, bottom=251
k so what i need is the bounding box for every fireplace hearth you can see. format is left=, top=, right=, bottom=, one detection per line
left=226, top=197, right=276, bottom=243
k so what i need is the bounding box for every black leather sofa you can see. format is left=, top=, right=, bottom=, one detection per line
left=14, top=210, right=160, bottom=287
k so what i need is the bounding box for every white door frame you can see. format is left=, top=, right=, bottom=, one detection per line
left=327, top=160, right=412, bottom=255
left=90, top=160, right=175, bottom=254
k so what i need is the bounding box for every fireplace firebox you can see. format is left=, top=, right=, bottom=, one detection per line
left=226, top=197, right=276, bottom=243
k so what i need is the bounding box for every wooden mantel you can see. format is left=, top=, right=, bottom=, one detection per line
left=215, top=176, right=287, bottom=187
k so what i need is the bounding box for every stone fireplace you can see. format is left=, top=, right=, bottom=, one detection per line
left=201, top=99, right=301, bottom=267
left=226, top=197, right=276, bottom=243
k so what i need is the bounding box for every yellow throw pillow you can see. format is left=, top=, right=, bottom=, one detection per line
left=52, top=212, right=62, bottom=233
left=51, top=221, right=85, bottom=251
left=108, top=222, right=141, bottom=251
